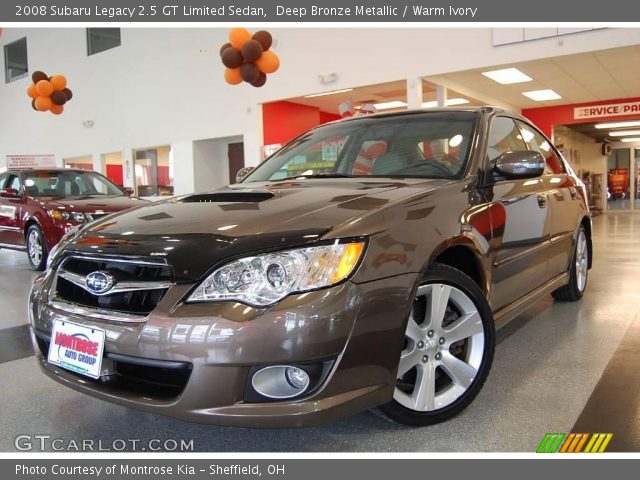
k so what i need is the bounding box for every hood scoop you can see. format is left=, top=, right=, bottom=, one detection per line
left=181, top=192, right=275, bottom=203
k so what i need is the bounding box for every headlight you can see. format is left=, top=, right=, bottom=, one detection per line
left=48, top=210, right=91, bottom=223
left=187, top=241, right=366, bottom=306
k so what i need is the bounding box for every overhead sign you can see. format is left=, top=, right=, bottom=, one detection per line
left=574, top=101, right=640, bottom=120
left=5, top=154, right=56, bottom=168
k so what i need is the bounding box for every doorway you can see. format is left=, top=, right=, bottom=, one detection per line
left=101, top=152, right=124, bottom=187
left=227, top=142, right=245, bottom=184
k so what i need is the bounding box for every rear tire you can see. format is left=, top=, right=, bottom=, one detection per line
left=26, top=225, right=47, bottom=271
left=552, top=225, right=588, bottom=302
left=378, top=263, right=495, bottom=426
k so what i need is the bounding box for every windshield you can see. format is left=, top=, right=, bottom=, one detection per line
left=23, top=170, right=125, bottom=197
left=245, top=111, right=478, bottom=182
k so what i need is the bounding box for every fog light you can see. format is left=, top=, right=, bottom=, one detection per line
left=285, top=366, right=309, bottom=390
left=251, top=365, right=310, bottom=399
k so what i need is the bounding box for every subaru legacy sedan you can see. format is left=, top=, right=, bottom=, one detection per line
left=29, top=107, right=591, bottom=427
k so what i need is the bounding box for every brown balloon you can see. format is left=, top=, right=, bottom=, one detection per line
left=219, top=42, right=232, bottom=56
left=31, top=71, right=48, bottom=84
left=242, top=40, right=263, bottom=63
left=31, top=99, right=37, bottom=111
left=239, top=63, right=260, bottom=83
left=221, top=47, right=244, bottom=69
left=51, top=91, right=67, bottom=106
left=62, top=88, right=73, bottom=101
left=252, top=31, right=273, bottom=51
left=251, top=72, right=267, bottom=88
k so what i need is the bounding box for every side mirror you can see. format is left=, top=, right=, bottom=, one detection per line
left=123, top=187, right=134, bottom=196
left=494, top=150, right=545, bottom=179
left=0, top=188, right=21, bottom=198
left=235, top=166, right=255, bottom=183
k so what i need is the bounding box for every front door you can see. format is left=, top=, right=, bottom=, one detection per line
left=486, top=117, right=552, bottom=311
left=0, top=172, right=26, bottom=247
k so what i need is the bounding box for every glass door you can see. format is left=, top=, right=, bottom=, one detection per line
left=607, top=148, right=631, bottom=210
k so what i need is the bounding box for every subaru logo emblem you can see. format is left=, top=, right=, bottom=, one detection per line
left=85, top=271, right=115, bottom=295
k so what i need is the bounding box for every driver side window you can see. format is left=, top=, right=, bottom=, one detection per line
left=487, top=117, right=527, bottom=167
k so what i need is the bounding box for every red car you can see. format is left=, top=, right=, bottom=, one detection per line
left=0, top=168, right=147, bottom=270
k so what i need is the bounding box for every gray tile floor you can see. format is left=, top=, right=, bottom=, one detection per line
left=0, top=212, right=639, bottom=452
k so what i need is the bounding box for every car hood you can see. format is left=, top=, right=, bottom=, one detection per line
left=65, top=179, right=444, bottom=282
left=36, top=195, right=147, bottom=213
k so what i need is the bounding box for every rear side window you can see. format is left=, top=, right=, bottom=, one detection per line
left=487, top=117, right=527, bottom=166
left=516, top=120, right=565, bottom=175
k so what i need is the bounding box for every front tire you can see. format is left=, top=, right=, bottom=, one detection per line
left=379, top=263, right=495, bottom=426
left=552, top=225, right=589, bottom=302
left=26, top=225, right=47, bottom=271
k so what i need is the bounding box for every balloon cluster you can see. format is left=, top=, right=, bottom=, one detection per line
left=220, top=28, right=280, bottom=87
left=26, top=71, right=73, bottom=115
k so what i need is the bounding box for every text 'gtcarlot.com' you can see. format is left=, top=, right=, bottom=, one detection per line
left=14, top=435, right=194, bottom=451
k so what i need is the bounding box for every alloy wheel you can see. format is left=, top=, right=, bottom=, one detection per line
left=28, top=229, right=43, bottom=266
left=575, top=230, right=588, bottom=292
left=394, top=283, right=485, bottom=412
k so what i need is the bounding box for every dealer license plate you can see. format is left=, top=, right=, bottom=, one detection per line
left=47, top=319, right=105, bottom=379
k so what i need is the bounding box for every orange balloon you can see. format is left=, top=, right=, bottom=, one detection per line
left=256, top=51, right=280, bottom=74
left=50, top=75, right=67, bottom=91
left=224, top=67, right=243, bottom=85
left=229, top=28, right=252, bottom=49
left=50, top=104, right=64, bottom=115
left=34, top=96, right=52, bottom=111
left=27, top=83, right=38, bottom=99
left=35, top=80, right=53, bottom=97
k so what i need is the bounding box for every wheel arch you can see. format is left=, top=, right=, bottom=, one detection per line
left=425, top=239, right=488, bottom=295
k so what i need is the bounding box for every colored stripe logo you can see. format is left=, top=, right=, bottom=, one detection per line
left=537, top=433, right=613, bottom=453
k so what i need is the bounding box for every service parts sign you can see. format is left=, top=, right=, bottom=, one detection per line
left=574, top=101, right=640, bottom=120
left=48, top=320, right=105, bottom=379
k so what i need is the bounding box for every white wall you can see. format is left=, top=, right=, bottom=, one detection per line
left=193, top=135, right=243, bottom=192
left=2, top=27, right=640, bottom=194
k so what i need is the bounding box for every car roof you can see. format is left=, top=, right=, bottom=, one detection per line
left=8, top=168, right=89, bottom=173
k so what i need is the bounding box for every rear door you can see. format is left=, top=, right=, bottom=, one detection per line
left=515, top=120, right=580, bottom=280
left=487, top=116, right=552, bottom=311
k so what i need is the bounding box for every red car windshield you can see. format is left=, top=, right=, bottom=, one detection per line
left=23, top=170, right=125, bottom=197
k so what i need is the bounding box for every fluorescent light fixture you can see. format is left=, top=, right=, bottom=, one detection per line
left=373, top=100, right=407, bottom=110
left=596, top=120, right=640, bottom=129
left=482, top=68, right=532, bottom=85
left=421, top=98, right=470, bottom=108
left=609, top=129, right=640, bottom=137
left=621, top=137, right=640, bottom=143
left=522, top=89, right=562, bottom=101
left=304, top=88, right=354, bottom=98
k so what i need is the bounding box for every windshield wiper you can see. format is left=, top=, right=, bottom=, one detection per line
left=273, top=173, right=355, bottom=181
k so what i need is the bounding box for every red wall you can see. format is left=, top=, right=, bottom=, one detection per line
left=105, top=165, right=123, bottom=186
left=262, top=101, right=341, bottom=146
left=523, top=96, right=640, bottom=138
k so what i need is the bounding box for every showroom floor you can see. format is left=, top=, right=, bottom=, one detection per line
left=1, top=212, right=639, bottom=452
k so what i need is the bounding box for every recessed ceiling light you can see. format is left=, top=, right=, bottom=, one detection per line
left=621, top=137, right=640, bottom=143
left=373, top=101, right=407, bottom=110
left=304, top=88, right=354, bottom=98
left=482, top=68, right=532, bottom=85
left=421, top=98, right=470, bottom=108
left=609, top=130, right=640, bottom=137
left=522, top=89, right=562, bottom=102
left=596, top=120, right=640, bottom=129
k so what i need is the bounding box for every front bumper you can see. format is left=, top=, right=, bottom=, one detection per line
left=29, top=271, right=418, bottom=427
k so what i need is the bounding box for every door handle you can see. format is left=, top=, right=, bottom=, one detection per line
left=569, top=187, right=577, bottom=200
left=537, top=193, right=547, bottom=208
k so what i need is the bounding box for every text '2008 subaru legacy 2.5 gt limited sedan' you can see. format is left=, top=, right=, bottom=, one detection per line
left=29, top=107, right=591, bottom=427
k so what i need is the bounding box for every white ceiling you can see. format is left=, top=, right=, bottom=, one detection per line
left=282, top=45, right=640, bottom=114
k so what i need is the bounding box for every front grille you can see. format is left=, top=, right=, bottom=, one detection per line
left=36, top=336, right=191, bottom=399
left=54, top=256, right=173, bottom=315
